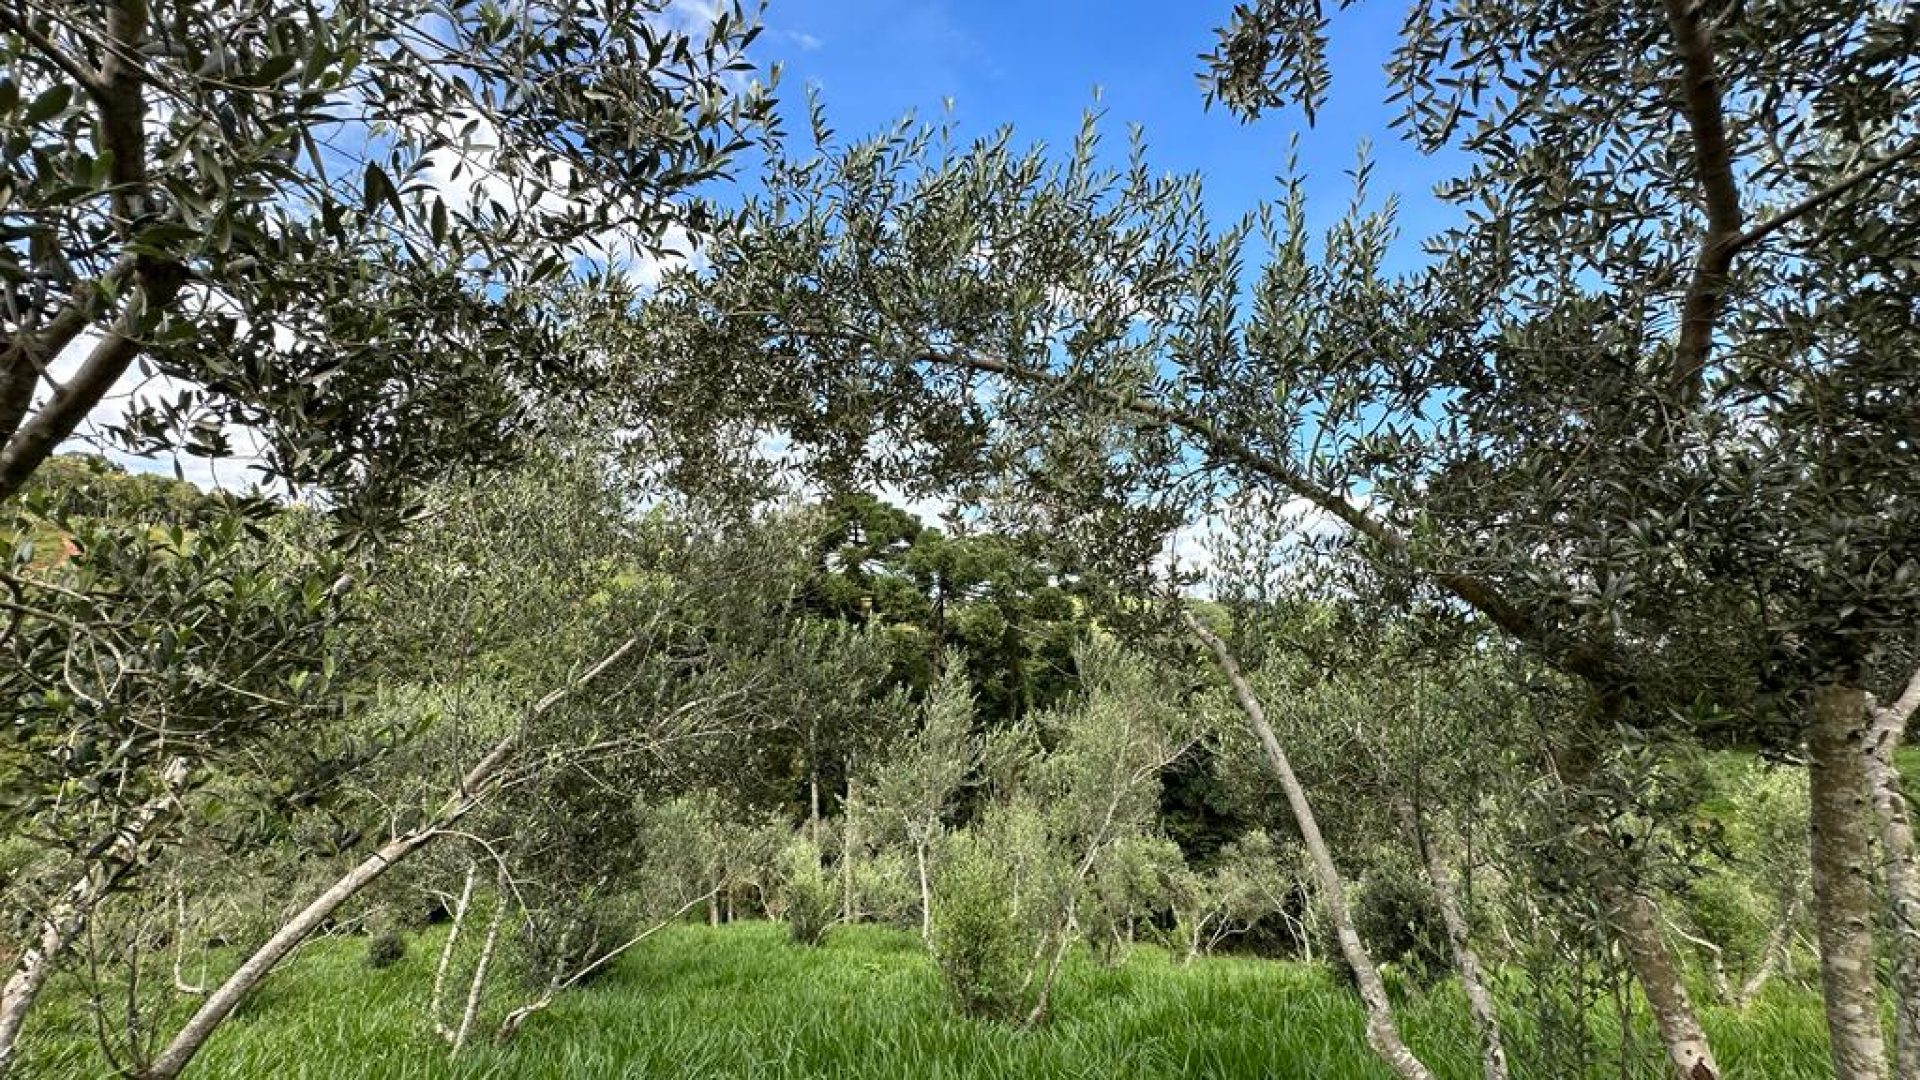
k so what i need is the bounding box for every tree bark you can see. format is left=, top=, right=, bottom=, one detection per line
left=915, top=837, right=933, bottom=942
left=1869, top=667, right=1920, bottom=1080
left=0, top=756, right=188, bottom=1077
left=841, top=767, right=858, bottom=922
left=1614, top=888, right=1721, bottom=1080
left=1185, top=610, right=1435, bottom=1080
left=452, top=880, right=504, bottom=1056
left=1807, top=682, right=1889, bottom=1080
left=430, top=864, right=478, bottom=1044
left=1397, top=798, right=1510, bottom=1080
left=1735, top=879, right=1804, bottom=1008
left=140, top=637, right=637, bottom=1080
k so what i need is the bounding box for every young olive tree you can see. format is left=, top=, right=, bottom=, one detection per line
left=861, top=656, right=979, bottom=939
left=108, top=448, right=798, bottom=1079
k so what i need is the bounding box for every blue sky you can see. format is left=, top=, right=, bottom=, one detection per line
left=756, top=0, right=1466, bottom=270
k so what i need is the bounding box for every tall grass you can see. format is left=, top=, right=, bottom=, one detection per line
left=16, top=922, right=1829, bottom=1078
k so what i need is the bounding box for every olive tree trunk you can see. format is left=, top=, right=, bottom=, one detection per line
left=914, top=835, right=933, bottom=942
left=1185, top=610, right=1435, bottom=1080
left=0, top=757, right=189, bottom=1077
left=1869, top=667, right=1920, bottom=1080
left=1395, top=797, right=1509, bottom=1080
left=139, top=637, right=637, bottom=1080
left=1807, top=682, right=1889, bottom=1080
left=430, top=863, right=479, bottom=1044
left=1613, top=886, right=1721, bottom=1080
left=451, top=876, right=505, bottom=1056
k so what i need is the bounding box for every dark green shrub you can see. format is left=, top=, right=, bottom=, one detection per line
left=364, top=930, right=406, bottom=970
left=1349, top=861, right=1447, bottom=991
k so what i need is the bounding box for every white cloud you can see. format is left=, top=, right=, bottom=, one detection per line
left=420, top=110, right=703, bottom=292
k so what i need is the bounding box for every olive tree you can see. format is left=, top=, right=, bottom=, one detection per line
left=0, top=474, right=340, bottom=1072
left=860, top=655, right=979, bottom=939
left=1, top=0, right=772, bottom=517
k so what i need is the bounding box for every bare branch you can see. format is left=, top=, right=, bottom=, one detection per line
left=1661, top=0, right=1743, bottom=407
left=0, top=8, right=107, bottom=98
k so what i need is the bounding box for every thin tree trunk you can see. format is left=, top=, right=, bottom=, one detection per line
left=1614, top=889, right=1722, bottom=1080
left=1025, top=901, right=1079, bottom=1025
left=1185, top=611, right=1435, bottom=1080
left=1869, top=667, right=1920, bottom=1080
left=915, top=837, right=933, bottom=942
left=452, top=881, right=504, bottom=1056
left=1735, top=879, right=1804, bottom=1008
left=0, top=757, right=188, bottom=1077
left=431, top=864, right=478, bottom=1044
left=170, top=886, right=203, bottom=997
left=808, top=725, right=822, bottom=845
left=1807, top=682, right=1889, bottom=1080
left=842, top=767, right=858, bottom=922
left=142, top=637, right=637, bottom=1080
left=1396, top=797, right=1510, bottom=1080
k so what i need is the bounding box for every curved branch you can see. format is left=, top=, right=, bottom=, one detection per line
left=1661, top=0, right=1743, bottom=408
left=895, top=339, right=1626, bottom=690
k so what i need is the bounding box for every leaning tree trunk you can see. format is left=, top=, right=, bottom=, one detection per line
left=1396, top=797, right=1510, bottom=1080
left=0, top=757, right=189, bottom=1077
left=1185, top=611, right=1435, bottom=1080
left=140, top=637, right=637, bottom=1080
left=1553, top=707, right=1722, bottom=1080
left=1612, top=887, right=1721, bottom=1080
left=430, top=863, right=479, bottom=1044
left=1735, top=876, right=1805, bottom=1008
left=1807, top=682, right=1889, bottom=1080
left=1869, top=667, right=1920, bottom=1080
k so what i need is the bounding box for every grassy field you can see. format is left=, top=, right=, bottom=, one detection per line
left=18, top=921, right=1831, bottom=1079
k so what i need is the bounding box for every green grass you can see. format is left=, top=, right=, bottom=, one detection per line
left=16, top=922, right=1830, bottom=1079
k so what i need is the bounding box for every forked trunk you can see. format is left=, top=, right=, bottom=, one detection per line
left=452, top=880, right=505, bottom=1056
left=1807, top=682, right=1888, bottom=1080
left=1185, top=611, right=1435, bottom=1080
left=430, top=864, right=478, bottom=1043
left=1396, top=797, right=1509, bottom=1080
